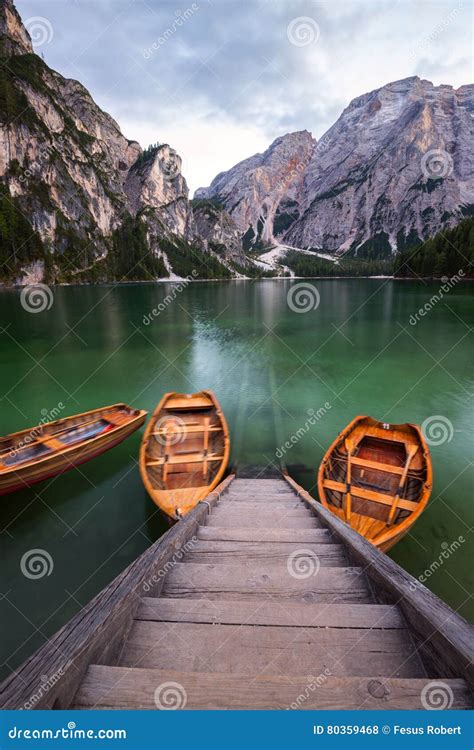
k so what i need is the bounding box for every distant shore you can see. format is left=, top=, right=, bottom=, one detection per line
left=2, top=275, right=473, bottom=289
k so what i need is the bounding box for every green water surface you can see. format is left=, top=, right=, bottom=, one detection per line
left=0, top=279, right=473, bottom=678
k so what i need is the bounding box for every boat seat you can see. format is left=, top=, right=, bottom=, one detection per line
left=146, top=453, right=224, bottom=467
left=152, top=425, right=222, bottom=436
left=350, top=457, right=405, bottom=475
left=322, top=479, right=419, bottom=513
left=163, top=397, right=213, bottom=410
left=42, top=437, right=64, bottom=450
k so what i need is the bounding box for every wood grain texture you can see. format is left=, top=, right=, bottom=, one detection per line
left=120, top=620, right=426, bottom=677
left=284, top=474, right=474, bottom=688
left=184, top=540, right=347, bottom=565
left=197, top=526, right=333, bottom=543
left=160, top=562, right=372, bottom=603
left=206, top=515, right=321, bottom=528
left=74, top=666, right=473, bottom=710
left=136, top=597, right=407, bottom=629
left=0, top=475, right=235, bottom=709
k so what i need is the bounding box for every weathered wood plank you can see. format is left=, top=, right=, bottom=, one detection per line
left=0, top=476, right=236, bottom=709
left=219, top=499, right=306, bottom=509
left=206, top=515, right=321, bottom=528
left=120, top=621, right=425, bottom=677
left=184, top=540, right=347, bottom=565
left=210, top=508, right=313, bottom=519
left=197, top=526, right=333, bottom=543
left=284, top=474, right=474, bottom=688
left=160, top=562, right=372, bottom=603
left=224, top=492, right=299, bottom=500
left=74, top=666, right=473, bottom=710
left=136, top=597, right=407, bottom=629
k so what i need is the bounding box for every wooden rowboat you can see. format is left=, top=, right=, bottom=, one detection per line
left=139, top=390, right=230, bottom=521
left=318, top=416, right=432, bottom=552
left=0, top=404, right=147, bottom=496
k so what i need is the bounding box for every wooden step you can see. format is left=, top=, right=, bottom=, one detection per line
left=226, top=489, right=295, bottom=496
left=137, top=598, right=406, bottom=629
left=183, top=540, right=347, bottom=565
left=206, top=515, right=320, bottom=528
left=211, top=507, right=313, bottom=518
left=160, top=562, right=372, bottom=603
left=74, top=666, right=472, bottom=710
left=222, top=499, right=305, bottom=509
left=198, top=526, right=333, bottom=543
left=120, top=620, right=426, bottom=677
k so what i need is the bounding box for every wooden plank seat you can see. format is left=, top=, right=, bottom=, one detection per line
left=332, top=455, right=425, bottom=477
left=145, top=453, right=224, bottom=467
left=322, top=478, right=420, bottom=512
left=163, top=396, right=213, bottom=410
left=152, top=425, right=223, bottom=436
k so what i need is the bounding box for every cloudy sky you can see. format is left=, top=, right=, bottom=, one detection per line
left=16, top=0, right=472, bottom=193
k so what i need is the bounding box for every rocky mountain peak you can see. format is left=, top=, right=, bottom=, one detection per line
left=124, top=143, right=190, bottom=237
left=195, top=130, right=316, bottom=246
left=0, top=0, right=33, bottom=55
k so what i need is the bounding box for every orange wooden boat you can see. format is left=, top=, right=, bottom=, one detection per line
left=140, top=390, right=230, bottom=521
left=318, top=416, right=432, bottom=552
left=0, top=404, right=147, bottom=496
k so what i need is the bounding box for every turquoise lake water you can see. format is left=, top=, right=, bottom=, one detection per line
left=0, top=278, right=473, bottom=678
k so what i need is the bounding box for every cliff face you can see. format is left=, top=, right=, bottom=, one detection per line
left=285, top=77, right=474, bottom=254
left=195, top=131, right=316, bottom=247
left=0, top=0, right=244, bottom=282
left=198, top=78, right=473, bottom=256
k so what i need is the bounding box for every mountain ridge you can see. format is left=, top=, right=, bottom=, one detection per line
left=0, top=0, right=472, bottom=283
left=198, top=76, right=473, bottom=257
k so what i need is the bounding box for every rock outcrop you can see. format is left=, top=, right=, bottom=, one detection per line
left=195, top=131, right=316, bottom=248
left=198, top=78, right=473, bottom=256
left=286, top=77, right=474, bottom=254
left=0, top=0, right=243, bottom=282
left=191, top=199, right=247, bottom=266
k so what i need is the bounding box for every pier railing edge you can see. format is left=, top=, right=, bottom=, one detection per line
left=0, top=475, right=235, bottom=710
left=283, top=473, right=474, bottom=688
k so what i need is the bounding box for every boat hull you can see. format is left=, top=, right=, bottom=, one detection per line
left=140, top=390, right=230, bottom=522
left=0, top=405, right=147, bottom=496
left=318, top=416, right=432, bottom=552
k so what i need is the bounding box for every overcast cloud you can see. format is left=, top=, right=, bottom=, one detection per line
left=15, top=0, right=473, bottom=192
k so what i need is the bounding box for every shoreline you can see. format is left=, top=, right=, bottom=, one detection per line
left=1, top=275, right=473, bottom=289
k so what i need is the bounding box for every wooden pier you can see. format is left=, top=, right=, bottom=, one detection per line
left=1, top=474, right=472, bottom=710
